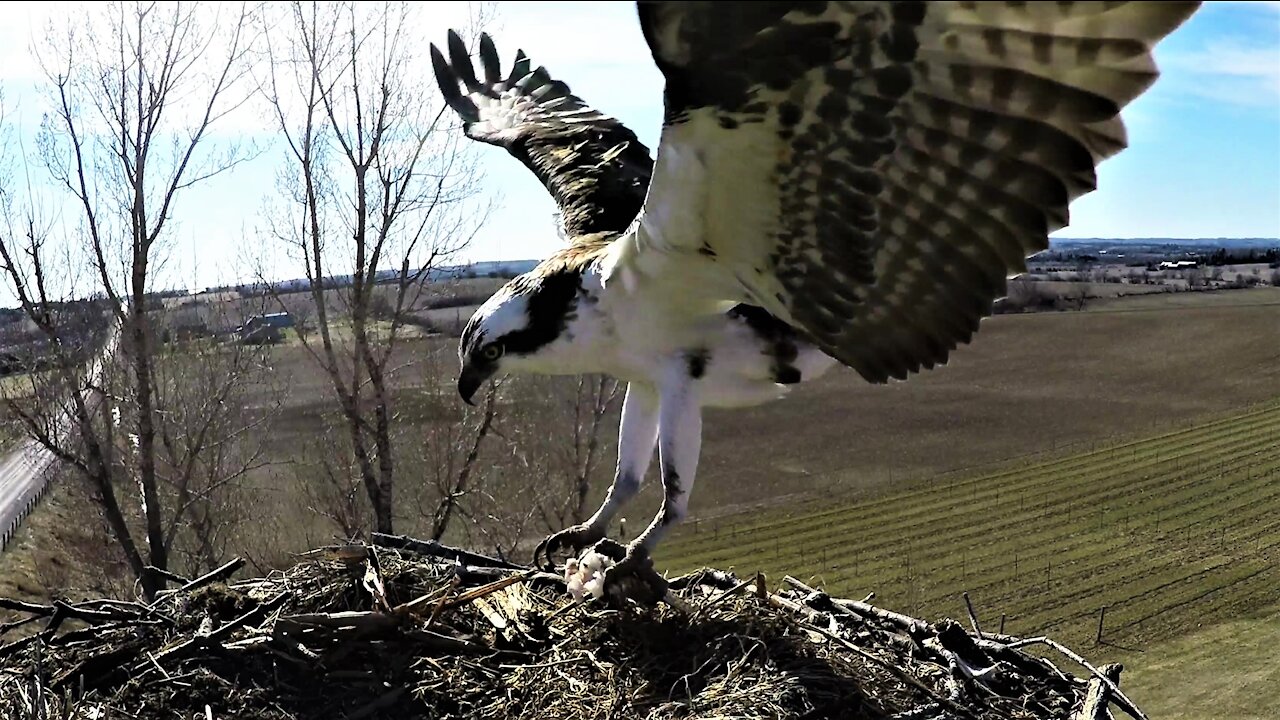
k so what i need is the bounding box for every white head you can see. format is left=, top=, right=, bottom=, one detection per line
left=456, top=266, right=585, bottom=404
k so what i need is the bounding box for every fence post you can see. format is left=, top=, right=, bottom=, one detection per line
left=1096, top=606, right=1108, bottom=645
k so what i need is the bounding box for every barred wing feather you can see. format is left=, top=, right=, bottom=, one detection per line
left=431, top=31, right=655, bottom=238
left=619, top=1, right=1200, bottom=383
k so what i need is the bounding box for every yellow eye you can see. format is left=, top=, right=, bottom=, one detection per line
left=481, top=343, right=504, bottom=361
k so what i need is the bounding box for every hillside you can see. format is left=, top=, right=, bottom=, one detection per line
left=658, top=399, right=1280, bottom=712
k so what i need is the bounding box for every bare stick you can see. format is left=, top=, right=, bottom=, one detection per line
left=1074, top=663, right=1124, bottom=720
left=996, top=636, right=1146, bottom=720
left=962, top=592, right=984, bottom=640
left=0, top=599, right=54, bottom=616
left=691, top=577, right=756, bottom=621
left=154, top=558, right=245, bottom=604
left=371, top=533, right=523, bottom=570
left=146, top=566, right=192, bottom=586
left=783, top=576, right=929, bottom=635
left=769, top=591, right=977, bottom=719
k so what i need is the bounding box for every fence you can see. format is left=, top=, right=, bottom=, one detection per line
left=0, top=441, right=58, bottom=553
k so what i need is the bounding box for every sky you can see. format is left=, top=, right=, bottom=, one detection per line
left=0, top=1, right=1277, bottom=296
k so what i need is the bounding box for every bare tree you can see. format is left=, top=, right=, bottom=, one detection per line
left=468, top=374, right=623, bottom=553
left=423, top=383, right=498, bottom=542
left=151, top=320, right=281, bottom=575
left=0, top=2, right=260, bottom=599
left=257, top=1, right=491, bottom=535
left=558, top=375, right=623, bottom=527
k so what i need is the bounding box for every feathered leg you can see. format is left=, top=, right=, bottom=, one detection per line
left=534, top=382, right=658, bottom=569
left=601, top=365, right=701, bottom=599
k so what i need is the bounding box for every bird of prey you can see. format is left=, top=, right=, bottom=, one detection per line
left=432, top=1, right=1200, bottom=596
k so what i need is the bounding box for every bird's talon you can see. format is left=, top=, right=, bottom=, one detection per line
left=598, top=543, right=666, bottom=606
left=532, top=523, right=606, bottom=571
left=588, top=537, right=627, bottom=562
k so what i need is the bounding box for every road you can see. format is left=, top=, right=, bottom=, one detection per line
left=0, top=317, right=121, bottom=551
left=0, top=440, right=57, bottom=550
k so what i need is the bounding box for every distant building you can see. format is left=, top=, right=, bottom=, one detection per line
left=1158, top=260, right=1199, bottom=270
left=238, top=312, right=294, bottom=344
left=244, top=312, right=294, bottom=330
left=159, top=290, right=244, bottom=336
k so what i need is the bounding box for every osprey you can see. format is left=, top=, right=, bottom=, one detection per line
left=432, top=1, right=1200, bottom=594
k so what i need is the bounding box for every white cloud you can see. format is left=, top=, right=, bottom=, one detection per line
left=1159, top=39, right=1280, bottom=110
left=1213, top=0, right=1280, bottom=14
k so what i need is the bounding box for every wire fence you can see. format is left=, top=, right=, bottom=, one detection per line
left=0, top=441, right=58, bottom=553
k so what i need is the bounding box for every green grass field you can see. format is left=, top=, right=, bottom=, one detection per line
left=658, top=399, right=1280, bottom=664
left=1121, top=607, right=1280, bottom=720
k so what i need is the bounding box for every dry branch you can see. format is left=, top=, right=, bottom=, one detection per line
left=0, top=537, right=1146, bottom=719
left=1075, top=664, right=1124, bottom=720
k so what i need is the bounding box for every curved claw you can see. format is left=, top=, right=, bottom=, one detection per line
left=532, top=523, right=606, bottom=571
left=600, top=543, right=668, bottom=608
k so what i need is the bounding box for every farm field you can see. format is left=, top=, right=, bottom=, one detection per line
left=655, top=398, right=1280, bottom=714
left=680, top=286, right=1280, bottom=518
left=3, top=287, right=1278, bottom=634
left=253, top=286, right=1280, bottom=527
left=1121, top=604, right=1280, bottom=720
left=1084, top=284, right=1280, bottom=312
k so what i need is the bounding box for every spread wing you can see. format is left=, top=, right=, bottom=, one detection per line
left=617, top=1, right=1200, bottom=383
left=431, top=31, right=655, bottom=238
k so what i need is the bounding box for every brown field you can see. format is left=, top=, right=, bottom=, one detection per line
left=1015, top=279, right=1175, bottom=299
left=246, top=285, right=1280, bottom=536
left=3, top=287, right=1279, bottom=627
left=1084, top=285, right=1280, bottom=312
left=677, top=286, right=1280, bottom=520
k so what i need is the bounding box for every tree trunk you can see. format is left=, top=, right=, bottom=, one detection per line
left=86, top=385, right=155, bottom=598
left=129, top=286, right=168, bottom=585
left=372, top=384, right=395, bottom=535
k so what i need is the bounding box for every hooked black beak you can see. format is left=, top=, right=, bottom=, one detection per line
left=457, top=363, right=492, bottom=406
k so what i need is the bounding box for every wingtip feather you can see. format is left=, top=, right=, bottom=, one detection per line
left=479, top=33, right=502, bottom=84
left=509, top=49, right=532, bottom=85
left=431, top=38, right=478, bottom=122
left=447, top=29, right=479, bottom=90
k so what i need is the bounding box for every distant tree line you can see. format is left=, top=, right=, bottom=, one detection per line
left=1202, top=247, right=1280, bottom=267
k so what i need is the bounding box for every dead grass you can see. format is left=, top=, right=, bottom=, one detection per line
left=0, top=475, right=134, bottom=605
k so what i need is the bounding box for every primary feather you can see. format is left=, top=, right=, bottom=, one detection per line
left=431, top=30, right=654, bottom=238
left=619, top=0, right=1201, bottom=383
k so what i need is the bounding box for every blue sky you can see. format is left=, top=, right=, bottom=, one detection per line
left=0, top=1, right=1276, bottom=295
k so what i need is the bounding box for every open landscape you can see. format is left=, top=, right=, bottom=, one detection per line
left=0, top=1, right=1277, bottom=717
left=660, top=396, right=1280, bottom=718
left=3, top=286, right=1278, bottom=718
left=2, top=269, right=1278, bottom=708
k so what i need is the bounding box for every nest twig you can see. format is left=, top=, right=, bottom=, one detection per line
left=0, top=535, right=1143, bottom=720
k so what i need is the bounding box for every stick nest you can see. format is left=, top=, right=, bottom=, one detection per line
left=0, top=534, right=1141, bottom=720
